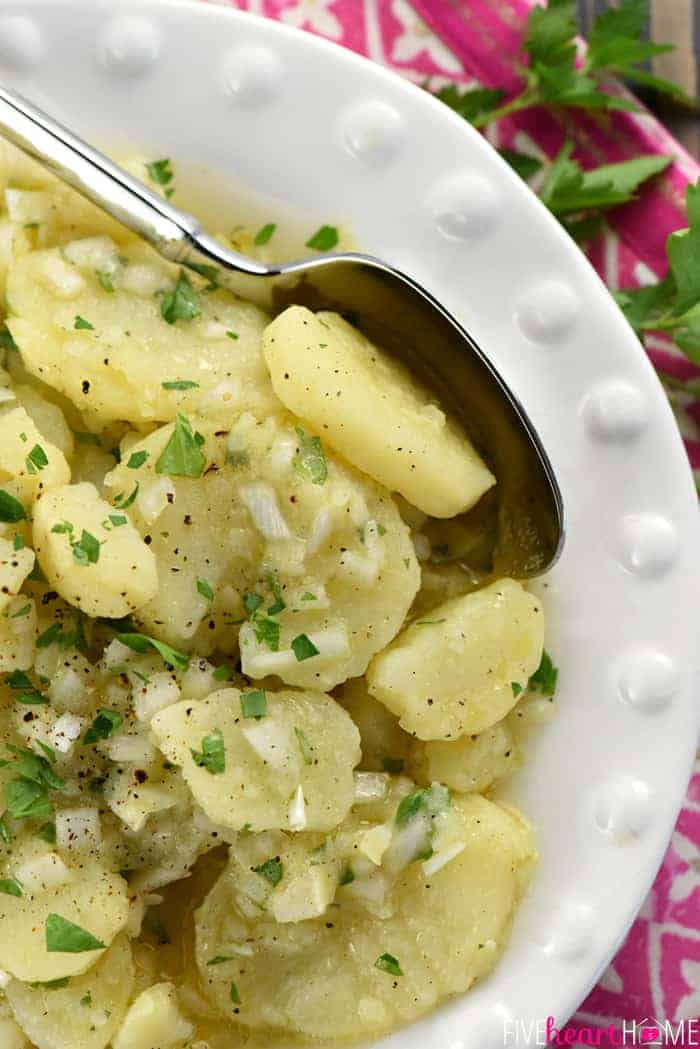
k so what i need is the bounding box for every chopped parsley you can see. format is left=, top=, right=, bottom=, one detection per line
left=0, top=327, right=17, bottom=351
left=244, top=592, right=263, bottom=616
left=229, top=982, right=241, bottom=1005
left=375, top=953, right=402, bottom=977
left=160, top=271, right=200, bottom=325
left=196, top=578, right=214, bottom=601
left=240, top=690, right=267, bottom=719
left=225, top=330, right=239, bottom=341
left=190, top=728, right=225, bottom=775
left=113, top=482, right=139, bottom=509
left=212, top=665, right=233, bottom=682
left=0, top=877, right=22, bottom=897
left=26, top=444, right=48, bottom=474
left=254, top=222, right=276, bottom=246
left=45, top=914, right=105, bottom=954
left=37, top=820, right=56, bottom=844
left=291, top=634, right=319, bottom=662
left=266, top=573, right=286, bottom=615
left=71, top=530, right=101, bottom=567
left=104, top=514, right=127, bottom=529
left=74, top=315, right=94, bottom=331
left=162, top=380, right=200, bottom=391
left=306, top=225, right=339, bottom=251
left=126, top=450, right=149, bottom=469
left=83, top=709, right=123, bottom=745
left=207, top=955, right=234, bottom=966
left=6, top=670, right=44, bottom=707
left=2, top=746, right=66, bottom=822
left=293, top=427, right=327, bottom=485
left=294, top=726, right=314, bottom=765
left=0, top=490, right=26, bottom=522
left=511, top=681, right=523, bottom=698
left=80, top=992, right=92, bottom=1007
left=339, top=866, right=355, bottom=886
left=253, top=616, right=280, bottom=652
left=253, top=856, right=283, bottom=887
left=155, top=413, right=206, bottom=478
left=529, top=649, right=558, bottom=697
left=12, top=534, right=25, bottom=550
left=10, top=602, right=30, bottom=618
left=416, top=619, right=446, bottom=626
left=115, top=631, right=189, bottom=670
left=145, top=158, right=173, bottom=186
left=96, top=270, right=114, bottom=293
left=300, top=591, right=317, bottom=602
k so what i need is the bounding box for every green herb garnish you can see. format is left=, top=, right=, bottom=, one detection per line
left=254, top=223, right=276, bottom=245
left=528, top=649, right=558, bottom=697
left=375, top=953, right=402, bottom=977
left=197, top=578, right=214, bottom=601
left=253, top=856, right=283, bottom=887
left=45, top=914, right=105, bottom=954
left=162, top=380, right=200, bottom=391
left=306, top=225, right=339, bottom=251
left=291, top=634, right=319, bottom=662
left=190, top=729, right=225, bottom=775
left=155, top=413, right=206, bottom=478
left=293, top=427, right=327, bottom=486
left=241, top=690, right=267, bottom=719
left=83, top=709, right=123, bottom=745
left=115, top=631, right=189, bottom=670
left=0, top=490, right=25, bottom=522
left=160, top=271, right=200, bottom=325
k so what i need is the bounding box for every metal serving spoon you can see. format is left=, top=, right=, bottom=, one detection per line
left=0, top=84, right=564, bottom=578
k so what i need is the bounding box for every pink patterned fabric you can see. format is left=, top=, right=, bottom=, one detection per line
left=204, top=0, right=700, bottom=1040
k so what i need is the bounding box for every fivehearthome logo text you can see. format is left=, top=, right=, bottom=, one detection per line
left=503, top=1017, right=700, bottom=1046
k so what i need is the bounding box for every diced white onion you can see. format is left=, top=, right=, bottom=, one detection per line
left=121, top=263, right=167, bottom=297
left=422, top=842, right=465, bottom=878
left=353, top=772, right=390, bottom=804
left=105, top=734, right=156, bottom=764
left=306, top=508, right=333, bottom=556
left=271, top=867, right=334, bottom=923
left=384, top=816, right=432, bottom=874
left=198, top=380, right=241, bottom=415
left=358, top=824, right=392, bottom=866
left=5, top=188, right=52, bottom=224
left=134, top=672, right=181, bottom=722
left=14, top=852, right=71, bottom=893
left=137, top=476, right=176, bottom=525
left=55, top=808, right=101, bottom=851
left=239, top=482, right=290, bottom=540
left=287, top=785, right=307, bottom=832
left=201, top=321, right=229, bottom=339
left=0, top=387, right=16, bottom=405
left=63, top=235, right=119, bottom=274
left=39, top=254, right=85, bottom=298
left=180, top=660, right=217, bottom=701
left=345, top=872, right=388, bottom=908
left=48, top=666, right=88, bottom=713
left=50, top=713, right=84, bottom=754
left=265, top=434, right=297, bottom=478
left=241, top=719, right=296, bottom=772
left=102, top=638, right=137, bottom=670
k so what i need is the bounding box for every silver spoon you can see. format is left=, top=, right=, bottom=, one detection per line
left=0, top=83, right=563, bottom=578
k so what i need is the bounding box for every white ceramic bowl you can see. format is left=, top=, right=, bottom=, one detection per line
left=1, top=2, right=699, bottom=1044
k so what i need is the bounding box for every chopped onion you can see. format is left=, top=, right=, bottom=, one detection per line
left=271, top=867, right=334, bottom=923
left=63, top=235, right=119, bottom=274
left=201, top=321, right=229, bottom=340
left=39, top=254, right=86, bottom=298
left=239, top=482, right=290, bottom=540
left=134, top=672, right=181, bottom=722
left=137, top=476, right=176, bottom=525
left=198, top=380, right=241, bottom=415
left=306, top=508, right=333, bottom=556
left=384, top=815, right=432, bottom=874
left=14, top=852, right=71, bottom=892
left=358, top=825, right=392, bottom=866
left=55, top=808, right=101, bottom=851
left=287, top=785, right=307, bottom=831
left=121, top=263, right=167, bottom=297
left=180, top=660, right=217, bottom=701
left=345, top=871, right=389, bottom=910
left=241, top=719, right=296, bottom=772
left=353, top=772, right=389, bottom=804
left=50, top=713, right=84, bottom=754
left=105, top=734, right=157, bottom=765
left=102, top=638, right=137, bottom=670
left=422, top=842, right=465, bottom=878
left=5, top=188, right=52, bottom=224
left=48, top=666, right=88, bottom=713
left=265, top=434, right=297, bottom=478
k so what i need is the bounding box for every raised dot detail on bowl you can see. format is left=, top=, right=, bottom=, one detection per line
left=340, top=101, right=405, bottom=167
left=582, top=380, right=648, bottom=444
left=593, top=777, right=653, bottom=839
left=221, top=46, right=283, bottom=109
left=98, top=16, right=161, bottom=76
left=0, top=15, right=43, bottom=70
left=427, top=174, right=499, bottom=240
left=617, top=648, right=679, bottom=713
left=617, top=513, right=678, bottom=578
left=542, top=902, right=594, bottom=960
left=514, top=280, right=579, bottom=343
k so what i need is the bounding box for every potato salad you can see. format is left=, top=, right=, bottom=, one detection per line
left=0, top=147, right=555, bottom=1049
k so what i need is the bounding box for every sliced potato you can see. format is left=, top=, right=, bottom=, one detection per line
left=263, top=307, right=495, bottom=518
left=0, top=835, right=128, bottom=982
left=0, top=595, right=36, bottom=671
left=111, top=983, right=193, bottom=1049
left=12, top=385, right=74, bottom=459
left=6, top=934, right=134, bottom=1049
left=6, top=243, right=278, bottom=427
left=0, top=406, right=70, bottom=506
left=411, top=721, right=520, bottom=794
left=195, top=794, right=535, bottom=1040
left=367, top=579, right=543, bottom=740
left=33, top=482, right=158, bottom=618
left=151, top=687, right=360, bottom=832
left=0, top=536, right=34, bottom=614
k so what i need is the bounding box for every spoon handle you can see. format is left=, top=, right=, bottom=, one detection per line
left=0, top=83, right=268, bottom=277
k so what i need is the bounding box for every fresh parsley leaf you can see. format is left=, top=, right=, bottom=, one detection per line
left=229, top=982, right=241, bottom=1004
left=0, top=490, right=25, bottom=522
left=37, top=623, right=62, bottom=648
left=12, top=534, right=25, bottom=551
left=37, top=820, right=56, bottom=844
left=162, top=380, right=200, bottom=391
left=74, top=315, right=94, bottom=331
left=291, top=634, right=319, bottom=662
left=433, top=84, right=505, bottom=124
left=145, top=158, right=173, bottom=186
left=83, top=709, right=123, bottom=745
left=293, top=427, right=327, bottom=485
left=306, top=225, right=339, bottom=251
left=253, top=616, right=280, bottom=651
left=294, top=726, right=313, bottom=765
left=45, top=914, right=105, bottom=953
left=266, top=572, right=286, bottom=615
left=207, top=954, right=234, bottom=965
left=339, top=866, right=355, bottom=886
left=540, top=142, right=671, bottom=216
left=115, top=631, right=189, bottom=670
left=244, top=592, right=263, bottom=616
left=126, top=450, right=149, bottom=469
left=72, top=529, right=101, bottom=567
left=155, top=413, right=206, bottom=478
left=375, top=953, right=402, bottom=976
left=96, top=270, right=115, bottom=293
left=160, top=271, right=200, bottom=325
left=0, top=327, right=17, bottom=351
left=253, top=856, right=283, bottom=886
left=26, top=444, right=48, bottom=474
left=254, top=223, right=276, bottom=245
left=499, top=148, right=543, bottom=181
left=0, top=877, right=22, bottom=897
left=113, top=482, right=139, bottom=509
left=5, top=778, right=52, bottom=821
left=511, top=682, right=523, bottom=698
left=197, top=578, right=214, bottom=601
left=226, top=330, right=239, bottom=341
left=190, top=729, right=226, bottom=774
left=212, top=665, right=233, bottom=681
left=529, top=649, right=558, bottom=696
left=240, top=690, right=266, bottom=719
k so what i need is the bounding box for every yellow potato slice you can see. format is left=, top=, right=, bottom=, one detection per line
left=262, top=307, right=495, bottom=518
left=0, top=407, right=70, bottom=507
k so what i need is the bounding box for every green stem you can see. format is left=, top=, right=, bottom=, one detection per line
left=471, top=90, right=539, bottom=129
